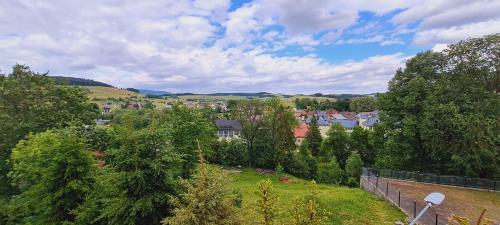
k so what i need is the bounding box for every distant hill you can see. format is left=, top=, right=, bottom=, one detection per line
left=138, top=89, right=171, bottom=96
left=50, top=76, right=113, bottom=87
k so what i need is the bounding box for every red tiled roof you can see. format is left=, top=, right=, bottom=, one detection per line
left=340, top=111, right=357, bottom=120
left=294, top=124, right=309, bottom=138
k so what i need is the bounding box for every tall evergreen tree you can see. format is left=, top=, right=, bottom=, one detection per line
left=75, top=119, right=182, bottom=225
left=163, top=142, right=242, bottom=225
left=306, top=116, right=322, bottom=157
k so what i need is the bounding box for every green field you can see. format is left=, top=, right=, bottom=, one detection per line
left=229, top=168, right=405, bottom=225
left=82, top=86, right=337, bottom=109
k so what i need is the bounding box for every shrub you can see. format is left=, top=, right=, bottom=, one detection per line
left=315, top=156, right=343, bottom=185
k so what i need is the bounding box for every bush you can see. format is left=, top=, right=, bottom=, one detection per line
left=347, top=177, right=359, bottom=188
left=315, top=156, right=343, bottom=185
left=211, top=139, right=248, bottom=166
left=345, top=152, right=363, bottom=179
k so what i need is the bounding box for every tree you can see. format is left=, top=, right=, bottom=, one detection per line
left=75, top=122, right=182, bottom=225
left=163, top=143, right=242, bottom=225
left=377, top=34, right=500, bottom=178
left=306, top=117, right=322, bottom=157
left=323, top=123, right=349, bottom=168
left=350, top=96, right=376, bottom=112
left=7, top=130, right=94, bottom=225
left=350, top=126, right=371, bottom=166
left=315, top=156, right=343, bottom=185
left=211, top=139, right=248, bottom=166
left=345, top=152, right=363, bottom=179
left=289, top=181, right=329, bottom=225
left=0, top=64, right=98, bottom=196
left=161, top=105, right=217, bottom=177
left=255, top=179, right=280, bottom=225
left=271, top=103, right=297, bottom=169
left=232, top=100, right=267, bottom=167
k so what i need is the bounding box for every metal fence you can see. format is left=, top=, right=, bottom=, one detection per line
left=361, top=175, right=446, bottom=225
left=363, top=168, right=499, bottom=192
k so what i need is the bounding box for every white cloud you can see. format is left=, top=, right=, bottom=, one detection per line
left=0, top=0, right=497, bottom=94
left=413, top=20, right=500, bottom=45
left=392, top=0, right=500, bottom=45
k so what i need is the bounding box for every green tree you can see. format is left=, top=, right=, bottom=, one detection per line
left=350, top=126, right=371, bottom=165
left=0, top=64, right=98, bottom=196
left=163, top=143, right=242, bottom=225
left=315, top=156, right=343, bottom=185
left=323, top=123, right=349, bottom=168
left=255, top=179, right=279, bottom=225
left=161, top=105, right=217, bottom=177
left=7, top=130, right=94, bottom=225
left=345, top=152, right=363, bottom=179
left=232, top=100, right=267, bottom=167
left=377, top=34, right=500, bottom=178
left=75, top=122, right=182, bottom=225
left=306, top=117, right=322, bottom=157
left=350, top=96, right=376, bottom=112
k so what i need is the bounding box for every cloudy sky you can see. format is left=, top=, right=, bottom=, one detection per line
left=1, top=0, right=499, bottom=94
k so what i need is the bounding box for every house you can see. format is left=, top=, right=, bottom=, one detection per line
left=95, top=119, right=110, bottom=126
left=103, top=103, right=112, bottom=114
left=340, top=111, right=357, bottom=120
left=305, top=116, right=330, bottom=137
left=127, top=102, right=143, bottom=110
left=357, top=111, right=379, bottom=130
left=294, top=123, right=309, bottom=145
left=215, top=119, right=242, bottom=140
left=360, top=116, right=379, bottom=130
left=331, top=118, right=358, bottom=132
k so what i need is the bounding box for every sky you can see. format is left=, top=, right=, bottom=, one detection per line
left=0, top=0, right=499, bottom=94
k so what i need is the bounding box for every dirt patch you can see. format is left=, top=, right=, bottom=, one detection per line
left=386, top=178, right=500, bottom=223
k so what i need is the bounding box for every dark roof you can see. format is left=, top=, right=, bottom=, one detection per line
left=215, top=119, right=242, bottom=130
left=331, top=119, right=358, bottom=129
left=362, top=117, right=379, bottom=127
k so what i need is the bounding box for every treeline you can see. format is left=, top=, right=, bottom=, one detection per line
left=294, top=96, right=377, bottom=112
left=50, top=76, right=113, bottom=87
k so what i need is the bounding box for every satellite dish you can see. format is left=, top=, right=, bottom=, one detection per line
left=424, top=192, right=445, bottom=205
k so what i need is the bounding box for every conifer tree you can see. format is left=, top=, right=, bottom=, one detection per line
left=163, top=141, right=242, bottom=225
left=306, top=116, right=322, bottom=157
left=255, top=179, right=280, bottom=225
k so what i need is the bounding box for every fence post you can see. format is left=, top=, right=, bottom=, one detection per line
left=435, top=213, right=438, bottom=225
left=376, top=176, right=379, bottom=188
left=464, top=176, right=467, bottom=187
left=494, top=179, right=496, bottom=191
left=437, top=174, right=440, bottom=184
left=386, top=182, right=389, bottom=196
left=398, top=191, right=401, bottom=207
left=413, top=201, right=416, bottom=219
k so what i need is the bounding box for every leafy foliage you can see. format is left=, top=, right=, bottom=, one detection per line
left=161, top=105, right=217, bottom=177
left=7, top=130, right=94, bottom=225
left=0, top=64, right=98, bottom=196
left=345, top=152, right=363, bottom=180
left=75, top=122, right=182, bottom=225
left=315, top=156, right=343, bottom=185
left=350, top=96, right=376, bottom=112
left=323, top=123, right=349, bottom=169
left=376, top=34, right=500, bottom=178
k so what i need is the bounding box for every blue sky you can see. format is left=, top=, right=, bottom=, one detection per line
left=0, top=0, right=499, bottom=94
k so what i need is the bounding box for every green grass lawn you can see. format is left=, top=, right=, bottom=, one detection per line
left=228, top=168, right=405, bottom=225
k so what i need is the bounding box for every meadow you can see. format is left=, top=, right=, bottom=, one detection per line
left=228, top=168, right=406, bottom=225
